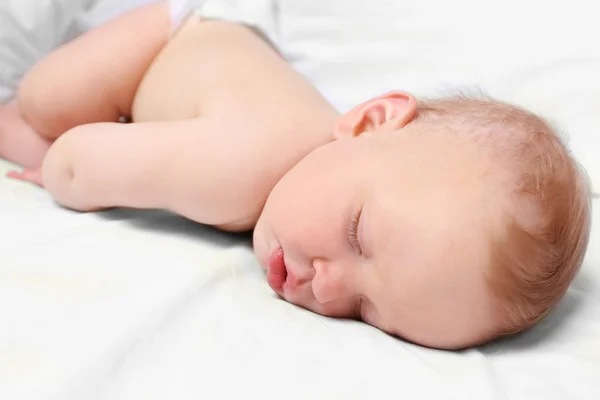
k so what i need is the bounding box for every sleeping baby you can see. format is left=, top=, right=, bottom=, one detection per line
left=0, top=1, right=591, bottom=349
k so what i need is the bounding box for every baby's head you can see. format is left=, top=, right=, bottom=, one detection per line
left=253, top=91, right=591, bottom=349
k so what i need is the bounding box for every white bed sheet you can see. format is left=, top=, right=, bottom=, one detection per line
left=1, top=0, right=600, bottom=399
left=0, top=164, right=599, bottom=400
left=1, top=168, right=598, bottom=400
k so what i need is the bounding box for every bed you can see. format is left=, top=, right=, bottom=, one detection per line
left=1, top=0, right=599, bottom=399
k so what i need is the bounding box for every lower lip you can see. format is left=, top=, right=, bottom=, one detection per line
left=267, top=247, right=287, bottom=292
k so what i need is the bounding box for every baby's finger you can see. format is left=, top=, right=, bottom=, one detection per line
left=6, top=169, right=44, bottom=187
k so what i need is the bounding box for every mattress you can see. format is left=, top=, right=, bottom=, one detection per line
left=1, top=1, right=599, bottom=399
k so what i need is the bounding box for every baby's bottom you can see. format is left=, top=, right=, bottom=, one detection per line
left=0, top=2, right=171, bottom=170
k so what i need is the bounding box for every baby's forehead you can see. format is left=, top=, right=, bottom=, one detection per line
left=369, top=161, right=495, bottom=256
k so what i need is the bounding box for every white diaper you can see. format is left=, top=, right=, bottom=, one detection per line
left=168, top=0, right=280, bottom=44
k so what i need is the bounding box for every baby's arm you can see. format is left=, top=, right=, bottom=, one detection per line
left=41, top=118, right=277, bottom=230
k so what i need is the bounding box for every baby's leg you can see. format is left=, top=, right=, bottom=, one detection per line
left=0, top=101, right=50, bottom=168
left=17, top=2, right=171, bottom=140
left=2, top=1, right=170, bottom=175
left=40, top=118, right=251, bottom=227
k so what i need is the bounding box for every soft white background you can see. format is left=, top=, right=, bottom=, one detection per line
left=1, top=0, right=599, bottom=399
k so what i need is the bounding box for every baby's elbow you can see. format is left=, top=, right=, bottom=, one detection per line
left=42, top=135, right=97, bottom=212
left=42, top=148, right=77, bottom=210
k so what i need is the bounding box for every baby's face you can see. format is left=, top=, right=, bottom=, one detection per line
left=254, top=126, right=500, bottom=349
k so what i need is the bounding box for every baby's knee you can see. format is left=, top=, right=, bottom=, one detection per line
left=17, top=65, right=69, bottom=140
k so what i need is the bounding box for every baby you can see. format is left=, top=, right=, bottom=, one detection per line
left=0, top=1, right=591, bottom=349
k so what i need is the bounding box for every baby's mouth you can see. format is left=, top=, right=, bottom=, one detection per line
left=267, top=247, right=287, bottom=293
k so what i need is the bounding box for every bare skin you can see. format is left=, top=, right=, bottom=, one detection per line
left=0, top=2, right=503, bottom=349
left=0, top=101, right=50, bottom=170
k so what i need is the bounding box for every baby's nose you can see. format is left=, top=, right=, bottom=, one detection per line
left=311, top=258, right=352, bottom=303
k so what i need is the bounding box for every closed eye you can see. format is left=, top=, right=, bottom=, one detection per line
left=348, top=208, right=363, bottom=255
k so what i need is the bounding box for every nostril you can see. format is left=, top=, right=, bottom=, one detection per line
left=287, top=265, right=316, bottom=289
left=285, top=265, right=296, bottom=285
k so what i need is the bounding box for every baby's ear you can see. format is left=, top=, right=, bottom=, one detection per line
left=333, top=91, right=417, bottom=139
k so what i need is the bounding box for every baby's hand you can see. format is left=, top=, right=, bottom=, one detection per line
left=6, top=168, right=44, bottom=187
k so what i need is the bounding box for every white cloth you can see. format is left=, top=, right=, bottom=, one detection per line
left=168, top=0, right=279, bottom=43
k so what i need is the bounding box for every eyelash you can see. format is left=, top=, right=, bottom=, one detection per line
left=348, top=209, right=363, bottom=255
